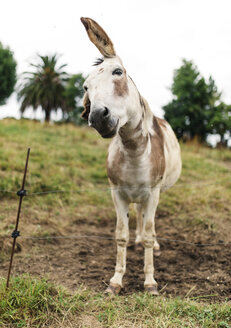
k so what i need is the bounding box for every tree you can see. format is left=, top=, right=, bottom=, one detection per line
left=62, top=74, right=86, bottom=125
left=0, top=42, right=17, bottom=105
left=18, top=54, right=69, bottom=122
left=209, top=103, right=231, bottom=146
left=163, top=59, right=226, bottom=143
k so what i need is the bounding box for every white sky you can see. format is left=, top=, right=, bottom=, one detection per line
left=0, top=0, right=231, bottom=121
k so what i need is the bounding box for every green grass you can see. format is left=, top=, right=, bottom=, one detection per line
left=158, top=142, right=231, bottom=233
left=0, top=119, right=230, bottom=228
left=0, top=118, right=231, bottom=327
left=0, top=275, right=230, bottom=328
left=0, top=119, right=109, bottom=196
left=0, top=119, right=113, bottom=242
left=0, top=275, right=83, bottom=327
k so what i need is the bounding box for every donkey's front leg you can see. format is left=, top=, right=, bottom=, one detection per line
left=105, top=191, right=129, bottom=295
left=142, top=188, right=160, bottom=295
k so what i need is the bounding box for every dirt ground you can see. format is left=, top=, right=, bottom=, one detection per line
left=1, top=210, right=230, bottom=302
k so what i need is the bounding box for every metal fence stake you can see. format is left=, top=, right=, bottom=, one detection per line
left=6, top=148, right=30, bottom=289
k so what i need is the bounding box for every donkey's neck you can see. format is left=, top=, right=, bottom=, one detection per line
left=118, top=124, right=144, bottom=154
left=118, top=104, right=153, bottom=157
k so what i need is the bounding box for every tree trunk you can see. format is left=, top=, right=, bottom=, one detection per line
left=217, top=135, right=228, bottom=148
left=44, top=108, right=51, bottom=122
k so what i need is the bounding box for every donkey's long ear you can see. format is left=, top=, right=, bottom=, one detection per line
left=81, top=92, right=91, bottom=120
left=81, top=17, right=116, bottom=58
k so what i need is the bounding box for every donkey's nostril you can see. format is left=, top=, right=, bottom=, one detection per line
left=103, top=107, right=109, bottom=117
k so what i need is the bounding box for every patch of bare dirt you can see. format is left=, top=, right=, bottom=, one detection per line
left=0, top=211, right=231, bottom=301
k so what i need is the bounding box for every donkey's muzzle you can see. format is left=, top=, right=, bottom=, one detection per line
left=89, top=107, right=118, bottom=138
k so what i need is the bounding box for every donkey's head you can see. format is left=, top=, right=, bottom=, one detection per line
left=81, top=17, right=141, bottom=138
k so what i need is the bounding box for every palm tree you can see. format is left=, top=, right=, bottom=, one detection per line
left=18, top=54, right=69, bottom=122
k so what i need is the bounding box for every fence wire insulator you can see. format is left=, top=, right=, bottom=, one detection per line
left=17, top=189, right=27, bottom=197
left=11, top=230, right=20, bottom=238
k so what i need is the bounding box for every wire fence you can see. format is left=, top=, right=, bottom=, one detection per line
left=8, top=234, right=231, bottom=247
left=0, top=174, right=230, bottom=196
left=1, top=148, right=231, bottom=288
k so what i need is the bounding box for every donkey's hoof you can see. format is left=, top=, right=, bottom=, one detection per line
left=105, top=283, right=121, bottom=295
left=144, top=284, right=159, bottom=296
left=135, top=242, right=143, bottom=251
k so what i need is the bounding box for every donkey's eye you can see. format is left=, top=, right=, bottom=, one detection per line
left=112, top=68, right=123, bottom=76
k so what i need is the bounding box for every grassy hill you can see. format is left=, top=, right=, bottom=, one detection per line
left=0, top=118, right=231, bottom=327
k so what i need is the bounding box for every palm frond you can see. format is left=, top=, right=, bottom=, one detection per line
left=17, top=53, right=70, bottom=121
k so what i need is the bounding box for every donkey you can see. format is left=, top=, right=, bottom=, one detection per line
left=80, top=17, right=182, bottom=295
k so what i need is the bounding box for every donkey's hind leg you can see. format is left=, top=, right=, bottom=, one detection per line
left=135, top=203, right=160, bottom=256
left=154, top=229, right=161, bottom=257
left=142, top=188, right=161, bottom=295
left=135, top=203, right=143, bottom=251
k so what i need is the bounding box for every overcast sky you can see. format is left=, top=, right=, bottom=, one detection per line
left=0, top=0, right=231, bottom=120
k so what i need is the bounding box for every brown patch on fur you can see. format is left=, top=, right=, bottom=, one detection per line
left=139, top=96, right=166, bottom=180
left=156, top=117, right=170, bottom=151
left=134, top=119, right=142, bottom=132
left=113, top=77, right=128, bottom=97
left=156, top=117, right=167, bottom=129
left=99, top=68, right=104, bottom=72
left=107, top=150, right=125, bottom=185
left=81, top=92, right=91, bottom=120
left=119, top=127, right=148, bottom=154
left=150, top=116, right=166, bottom=184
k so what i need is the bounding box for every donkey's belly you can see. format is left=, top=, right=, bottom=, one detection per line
left=109, top=158, right=163, bottom=203
left=114, top=184, right=156, bottom=203
left=111, top=166, right=162, bottom=203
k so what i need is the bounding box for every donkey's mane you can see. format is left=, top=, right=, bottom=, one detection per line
left=93, top=57, right=104, bottom=66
